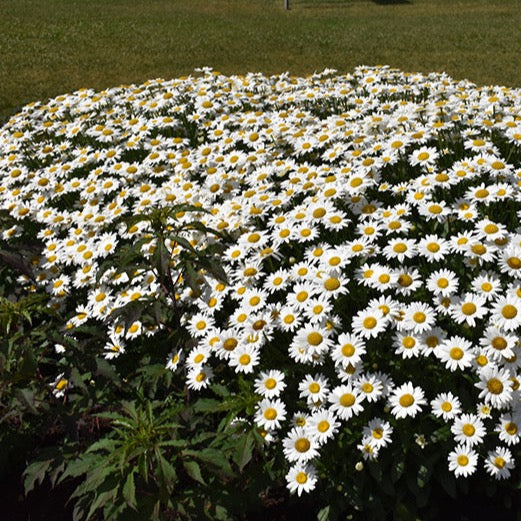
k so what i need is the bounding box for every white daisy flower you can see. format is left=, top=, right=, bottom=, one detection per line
left=436, top=336, right=475, bottom=372
left=401, top=301, right=437, bottom=334
left=388, top=382, right=426, bottom=419
left=475, top=366, right=514, bottom=409
left=254, top=398, right=287, bottom=430
left=484, top=446, right=515, bottom=479
left=351, top=308, right=388, bottom=339
left=298, top=373, right=330, bottom=405
left=450, top=292, right=488, bottom=327
left=451, top=413, right=486, bottom=447
left=330, top=332, right=367, bottom=368
left=362, top=417, right=393, bottom=449
left=228, top=345, right=260, bottom=374
left=254, top=370, right=287, bottom=398
left=448, top=444, right=478, bottom=477
left=355, top=373, right=384, bottom=403
left=305, top=409, right=340, bottom=445
left=282, top=427, right=320, bottom=463
left=431, top=392, right=462, bottom=421
left=328, top=384, right=365, bottom=421
left=426, top=269, right=459, bottom=297
left=489, top=295, right=521, bottom=331
left=497, top=413, right=521, bottom=445
left=186, top=365, right=213, bottom=390
left=286, top=464, right=318, bottom=496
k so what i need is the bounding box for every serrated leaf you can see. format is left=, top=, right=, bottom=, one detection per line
left=157, top=454, right=177, bottom=488
left=122, top=471, right=137, bottom=509
left=193, top=398, right=221, bottom=413
left=59, top=455, right=97, bottom=482
left=69, top=367, right=88, bottom=393
left=234, top=432, right=254, bottom=472
left=183, top=460, right=205, bottom=485
left=211, top=383, right=231, bottom=398
left=86, top=489, right=117, bottom=521
left=16, top=388, right=38, bottom=414
left=24, top=458, right=53, bottom=494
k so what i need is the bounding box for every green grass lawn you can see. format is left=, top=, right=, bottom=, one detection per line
left=1, top=0, right=520, bottom=122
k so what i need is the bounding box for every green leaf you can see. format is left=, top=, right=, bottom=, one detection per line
left=157, top=453, right=177, bottom=488
left=16, top=388, right=38, bottom=414
left=86, top=489, right=118, bottom=521
left=317, top=505, right=331, bottom=521
left=70, top=367, right=89, bottom=394
left=59, top=455, right=98, bottom=482
left=122, top=471, right=137, bottom=509
left=194, top=448, right=234, bottom=477
left=211, top=383, right=231, bottom=398
left=183, top=460, right=205, bottom=485
left=23, top=459, right=53, bottom=494
left=215, top=505, right=230, bottom=521
left=193, top=398, right=221, bottom=413
left=233, top=431, right=254, bottom=472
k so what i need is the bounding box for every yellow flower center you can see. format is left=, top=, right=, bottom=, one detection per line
left=461, top=302, right=477, bottom=315
left=342, top=344, right=355, bottom=357
left=264, top=408, right=277, bottom=420
left=223, top=338, right=238, bottom=351
left=317, top=420, right=330, bottom=433
left=506, top=422, right=518, bottom=435
left=471, top=244, right=486, bottom=255
left=427, top=243, right=440, bottom=252
left=55, top=378, right=68, bottom=391
left=437, top=278, right=449, bottom=288
left=403, top=336, right=416, bottom=349
left=394, top=243, right=407, bottom=253
left=487, top=378, right=504, bottom=395
left=441, top=401, right=452, bottom=412
left=492, top=337, right=507, bottom=350
left=193, top=354, right=204, bottom=364
left=398, top=274, right=412, bottom=287
left=372, top=428, right=384, bottom=439
left=295, top=438, right=311, bottom=453
left=239, top=354, right=251, bottom=365
left=462, top=424, right=475, bottom=437
left=484, top=224, right=499, bottom=234
left=476, top=355, right=488, bottom=366
left=361, top=382, right=374, bottom=393
left=399, top=394, right=414, bottom=407
left=481, top=282, right=492, bottom=292
left=363, top=317, right=377, bottom=329
left=296, top=472, right=308, bottom=484
left=340, top=393, right=356, bottom=407
left=507, top=257, right=521, bottom=269
left=457, top=455, right=469, bottom=466
left=297, top=291, right=308, bottom=302
left=502, top=305, right=518, bottom=319
left=307, top=332, right=323, bottom=346
left=413, top=312, right=426, bottom=323
left=309, top=383, right=321, bottom=394
left=265, top=378, right=277, bottom=389
left=494, top=457, right=506, bottom=469
left=450, top=347, right=464, bottom=360
left=324, top=278, right=340, bottom=291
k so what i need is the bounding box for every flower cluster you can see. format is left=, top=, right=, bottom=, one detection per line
left=2, top=65, right=521, bottom=494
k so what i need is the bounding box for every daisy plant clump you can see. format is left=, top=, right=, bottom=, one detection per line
left=2, top=65, right=521, bottom=517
